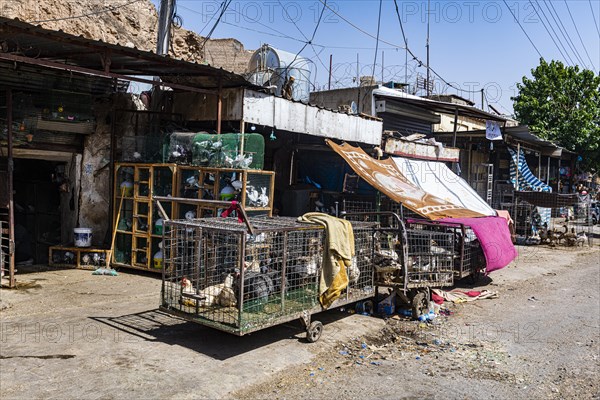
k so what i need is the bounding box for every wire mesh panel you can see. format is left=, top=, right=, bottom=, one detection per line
left=404, top=220, right=482, bottom=279
left=405, top=230, right=454, bottom=287
left=373, top=227, right=454, bottom=289
left=161, top=216, right=377, bottom=335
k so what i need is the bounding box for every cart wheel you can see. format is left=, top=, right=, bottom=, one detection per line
left=411, top=291, right=428, bottom=318
left=306, top=321, right=323, bottom=343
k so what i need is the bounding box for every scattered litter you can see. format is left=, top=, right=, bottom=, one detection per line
left=92, top=268, right=117, bottom=276
left=416, top=356, right=421, bottom=360
left=370, top=361, right=382, bottom=366
left=339, top=350, right=349, bottom=356
left=361, top=343, right=367, bottom=349
left=528, top=296, right=539, bottom=302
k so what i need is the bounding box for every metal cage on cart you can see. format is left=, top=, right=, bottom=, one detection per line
left=344, top=212, right=455, bottom=317
left=404, top=219, right=485, bottom=280
left=160, top=216, right=376, bottom=339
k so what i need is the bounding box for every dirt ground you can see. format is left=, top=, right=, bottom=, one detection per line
left=1, top=242, right=599, bottom=399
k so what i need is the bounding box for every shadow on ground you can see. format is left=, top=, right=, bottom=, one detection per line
left=90, top=307, right=351, bottom=360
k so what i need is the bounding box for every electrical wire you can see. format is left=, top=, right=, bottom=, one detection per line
left=178, top=3, right=305, bottom=43
left=389, top=0, right=483, bottom=95
left=29, top=0, right=144, bottom=24
left=502, top=0, right=543, bottom=59
left=197, top=0, right=225, bottom=36
left=528, top=0, right=572, bottom=66
left=543, top=0, right=586, bottom=67
left=371, top=0, right=383, bottom=79
left=280, top=0, right=327, bottom=80
left=590, top=0, right=600, bottom=37
left=534, top=0, right=574, bottom=65
left=200, top=0, right=233, bottom=48
left=563, top=0, right=598, bottom=72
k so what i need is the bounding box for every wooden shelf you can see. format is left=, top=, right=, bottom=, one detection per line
left=49, top=246, right=110, bottom=270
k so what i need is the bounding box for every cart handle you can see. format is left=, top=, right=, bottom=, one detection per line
left=153, top=196, right=256, bottom=236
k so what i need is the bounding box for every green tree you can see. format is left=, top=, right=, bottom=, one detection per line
left=512, top=59, right=600, bottom=171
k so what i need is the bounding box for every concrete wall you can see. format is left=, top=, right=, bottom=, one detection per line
left=78, top=94, right=139, bottom=246
left=433, top=113, right=487, bottom=132
left=309, top=87, right=375, bottom=115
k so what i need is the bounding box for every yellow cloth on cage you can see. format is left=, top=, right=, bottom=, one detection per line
left=297, top=212, right=355, bottom=308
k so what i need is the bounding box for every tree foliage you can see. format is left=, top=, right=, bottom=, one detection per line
left=512, top=59, right=600, bottom=171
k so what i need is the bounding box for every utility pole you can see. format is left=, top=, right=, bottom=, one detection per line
left=328, top=54, right=332, bottom=90
left=481, top=88, right=485, bottom=109
left=157, top=0, right=175, bottom=56
left=426, top=0, right=431, bottom=96
left=381, top=51, right=384, bottom=84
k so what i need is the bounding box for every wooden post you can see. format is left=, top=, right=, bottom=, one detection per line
left=6, top=88, right=15, bottom=288
left=515, top=142, right=520, bottom=191
left=217, top=78, right=222, bottom=135
left=239, top=119, right=245, bottom=157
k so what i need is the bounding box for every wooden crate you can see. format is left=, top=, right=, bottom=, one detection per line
left=48, top=246, right=110, bottom=270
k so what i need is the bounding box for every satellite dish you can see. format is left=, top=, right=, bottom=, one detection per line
left=350, top=101, right=358, bottom=114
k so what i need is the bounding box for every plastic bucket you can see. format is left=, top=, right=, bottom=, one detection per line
left=74, top=228, right=92, bottom=247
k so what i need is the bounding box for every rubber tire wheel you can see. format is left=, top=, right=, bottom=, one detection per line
left=306, top=321, right=323, bottom=343
left=411, top=292, right=427, bottom=318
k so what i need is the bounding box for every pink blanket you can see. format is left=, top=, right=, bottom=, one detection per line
left=439, top=216, right=517, bottom=273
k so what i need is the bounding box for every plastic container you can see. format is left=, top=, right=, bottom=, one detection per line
left=154, top=218, right=164, bottom=235
left=74, top=228, right=92, bottom=247
left=153, top=249, right=163, bottom=269
left=120, top=179, right=133, bottom=197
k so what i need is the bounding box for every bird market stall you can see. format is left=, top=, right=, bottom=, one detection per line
left=159, top=210, right=376, bottom=342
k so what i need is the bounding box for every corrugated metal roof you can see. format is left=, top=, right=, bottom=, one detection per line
left=0, top=16, right=250, bottom=89
left=372, top=86, right=508, bottom=122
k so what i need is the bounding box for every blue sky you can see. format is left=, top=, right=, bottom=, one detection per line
left=155, top=0, right=600, bottom=114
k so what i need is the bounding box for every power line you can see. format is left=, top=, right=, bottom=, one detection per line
left=178, top=3, right=304, bottom=43
left=372, top=0, right=383, bottom=79
left=29, top=0, right=144, bottom=24
left=528, top=0, right=572, bottom=66
left=590, top=0, right=600, bottom=37
left=534, top=0, right=574, bottom=65
left=543, top=0, right=586, bottom=67
left=563, top=0, right=598, bottom=73
left=502, top=0, right=543, bottom=59
left=200, top=0, right=233, bottom=49
left=316, top=0, right=406, bottom=50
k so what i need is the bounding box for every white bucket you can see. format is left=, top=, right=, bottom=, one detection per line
left=74, top=228, right=92, bottom=247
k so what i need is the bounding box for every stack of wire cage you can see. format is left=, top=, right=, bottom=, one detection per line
left=372, top=222, right=455, bottom=289
left=500, top=192, right=594, bottom=247
left=404, top=219, right=485, bottom=281
left=160, top=216, right=375, bottom=336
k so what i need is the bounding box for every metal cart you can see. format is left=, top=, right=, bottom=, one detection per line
left=159, top=213, right=376, bottom=342
left=403, top=218, right=486, bottom=282
left=345, top=212, right=456, bottom=318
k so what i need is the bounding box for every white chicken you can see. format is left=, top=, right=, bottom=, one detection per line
left=180, top=274, right=237, bottom=307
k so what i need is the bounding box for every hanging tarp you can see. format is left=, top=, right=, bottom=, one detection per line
left=507, top=147, right=551, bottom=232
left=392, top=157, right=496, bottom=217
left=326, top=140, right=485, bottom=220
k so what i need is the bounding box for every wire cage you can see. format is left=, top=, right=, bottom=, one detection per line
left=501, top=196, right=593, bottom=247
left=404, top=219, right=484, bottom=280
left=161, top=216, right=376, bottom=336
left=372, top=225, right=454, bottom=289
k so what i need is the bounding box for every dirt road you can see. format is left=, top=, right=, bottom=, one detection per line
left=1, top=245, right=598, bottom=399
left=237, top=246, right=600, bottom=399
